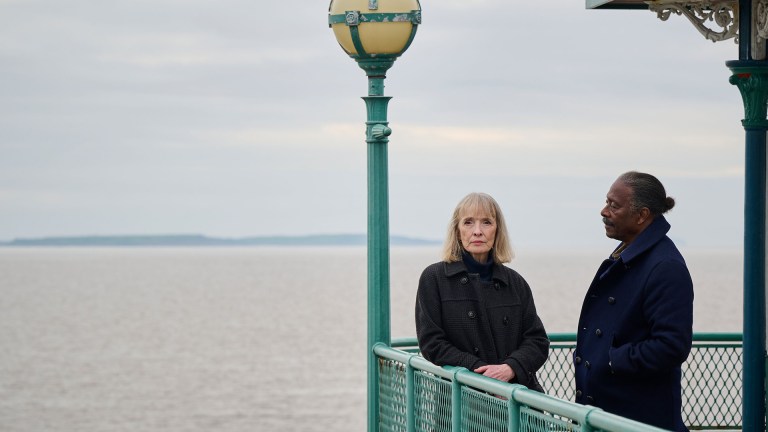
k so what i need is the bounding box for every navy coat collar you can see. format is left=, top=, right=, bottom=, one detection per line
left=615, top=215, right=671, bottom=263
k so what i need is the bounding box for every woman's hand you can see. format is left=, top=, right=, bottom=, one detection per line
left=474, top=364, right=515, bottom=382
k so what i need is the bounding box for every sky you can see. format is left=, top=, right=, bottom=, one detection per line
left=0, top=0, right=748, bottom=249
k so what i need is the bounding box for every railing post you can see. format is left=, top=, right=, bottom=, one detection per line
left=406, top=356, right=415, bottom=432
left=451, top=368, right=464, bottom=431
left=508, top=387, right=521, bottom=432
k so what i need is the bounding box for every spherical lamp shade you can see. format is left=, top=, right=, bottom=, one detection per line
left=328, top=0, right=421, bottom=59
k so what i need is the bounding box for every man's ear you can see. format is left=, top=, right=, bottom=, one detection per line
left=636, top=207, right=651, bottom=225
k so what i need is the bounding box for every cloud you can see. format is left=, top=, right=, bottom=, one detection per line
left=0, top=0, right=750, bottom=247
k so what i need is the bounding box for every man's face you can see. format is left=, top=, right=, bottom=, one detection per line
left=600, top=179, right=644, bottom=244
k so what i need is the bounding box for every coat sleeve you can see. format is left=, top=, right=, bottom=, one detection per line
left=608, top=260, right=694, bottom=375
left=503, top=277, right=550, bottom=389
left=415, top=265, right=486, bottom=371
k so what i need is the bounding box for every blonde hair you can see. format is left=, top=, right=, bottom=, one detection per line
left=441, top=192, right=514, bottom=264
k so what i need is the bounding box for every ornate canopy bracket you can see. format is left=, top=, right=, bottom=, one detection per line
left=646, top=0, right=767, bottom=60
left=647, top=1, right=739, bottom=42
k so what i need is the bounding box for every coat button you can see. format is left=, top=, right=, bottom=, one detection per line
left=586, top=396, right=595, bottom=404
left=608, top=297, right=616, bottom=304
left=468, top=311, right=476, bottom=319
left=494, top=282, right=500, bottom=290
left=585, top=361, right=591, bottom=369
left=575, top=390, right=582, bottom=398
left=460, top=277, right=469, bottom=285
left=503, top=316, right=509, bottom=325
left=574, top=356, right=582, bottom=364
left=595, top=329, right=602, bottom=337
left=473, top=347, right=479, bottom=354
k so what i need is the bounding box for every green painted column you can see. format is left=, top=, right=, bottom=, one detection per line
left=728, top=61, right=768, bottom=432
left=729, top=3, right=768, bottom=429
left=358, top=58, right=395, bottom=432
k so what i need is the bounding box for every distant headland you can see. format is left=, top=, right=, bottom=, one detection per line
left=0, top=234, right=441, bottom=247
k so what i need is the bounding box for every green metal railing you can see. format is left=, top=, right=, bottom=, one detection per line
left=379, top=333, right=742, bottom=431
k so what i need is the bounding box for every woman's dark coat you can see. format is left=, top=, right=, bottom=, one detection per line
left=574, top=215, right=693, bottom=431
left=415, top=260, right=549, bottom=390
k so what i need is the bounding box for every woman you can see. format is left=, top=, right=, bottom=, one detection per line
left=415, top=192, right=549, bottom=390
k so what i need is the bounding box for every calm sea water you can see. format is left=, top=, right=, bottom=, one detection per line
left=0, top=246, right=742, bottom=432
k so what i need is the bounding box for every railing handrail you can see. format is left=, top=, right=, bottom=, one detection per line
left=548, top=332, right=744, bottom=343
left=393, top=332, right=744, bottom=347
left=374, top=343, right=670, bottom=432
left=382, top=332, right=743, bottom=431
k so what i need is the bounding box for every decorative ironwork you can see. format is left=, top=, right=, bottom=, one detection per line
left=729, top=65, right=768, bottom=128
left=330, top=11, right=422, bottom=25
left=369, top=0, right=378, bottom=10
left=647, top=0, right=739, bottom=43
left=754, top=0, right=767, bottom=60
left=412, top=10, right=422, bottom=25
left=757, top=0, right=768, bottom=39
left=370, top=124, right=392, bottom=140
left=644, top=0, right=768, bottom=59
left=345, top=10, right=360, bottom=26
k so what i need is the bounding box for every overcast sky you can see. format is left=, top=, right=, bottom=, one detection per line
left=0, top=0, right=747, bottom=249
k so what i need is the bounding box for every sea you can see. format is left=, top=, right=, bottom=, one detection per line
left=0, top=246, right=743, bottom=432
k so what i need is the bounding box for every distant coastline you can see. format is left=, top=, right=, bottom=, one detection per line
left=0, top=234, right=441, bottom=247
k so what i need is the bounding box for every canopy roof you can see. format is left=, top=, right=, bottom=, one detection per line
left=586, top=0, right=649, bottom=8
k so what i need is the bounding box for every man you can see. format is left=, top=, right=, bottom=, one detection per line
left=574, top=171, right=694, bottom=431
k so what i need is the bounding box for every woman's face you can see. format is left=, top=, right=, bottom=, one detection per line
left=458, top=206, right=496, bottom=263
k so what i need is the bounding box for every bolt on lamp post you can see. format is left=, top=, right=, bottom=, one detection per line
left=328, top=1, right=421, bottom=431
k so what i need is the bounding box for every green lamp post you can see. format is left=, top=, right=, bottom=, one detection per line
left=328, top=1, right=421, bottom=430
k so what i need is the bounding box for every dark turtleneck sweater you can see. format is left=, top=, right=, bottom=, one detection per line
left=461, top=250, right=494, bottom=281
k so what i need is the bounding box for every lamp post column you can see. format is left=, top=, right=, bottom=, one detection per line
left=328, top=4, right=421, bottom=430
left=727, top=1, right=768, bottom=427
left=359, top=59, right=394, bottom=432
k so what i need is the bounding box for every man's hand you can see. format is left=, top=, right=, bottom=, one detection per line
left=474, top=364, right=515, bottom=382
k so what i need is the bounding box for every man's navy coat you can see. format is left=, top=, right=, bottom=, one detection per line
left=574, top=215, right=694, bottom=431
